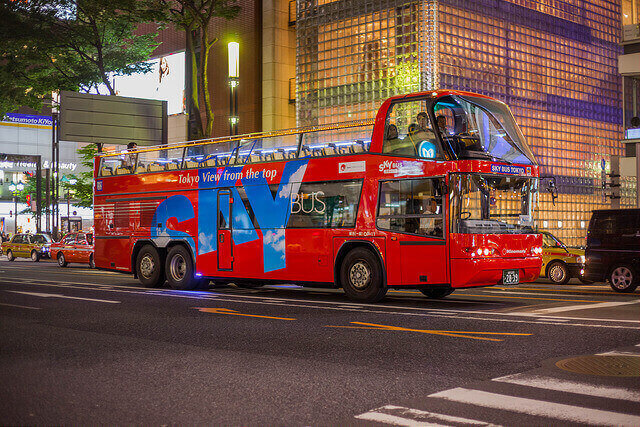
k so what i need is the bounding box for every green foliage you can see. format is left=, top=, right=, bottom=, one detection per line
left=163, top=0, right=240, bottom=138
left=0, top=0, right=166, bottom=115
left=64, top=143, right=98, bottom=208
left=14, top=143, right=98, bottom=214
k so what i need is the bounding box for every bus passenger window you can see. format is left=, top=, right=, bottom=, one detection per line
left=377, top=178, right=444, bottom=238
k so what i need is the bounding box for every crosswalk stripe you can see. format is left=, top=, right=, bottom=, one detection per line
left=429, top=388, right=640, bottom=426
left=493, top=373, right=640, bottom=401
left=354, top=405, right=494, bottom=426
left=530, top=300, right=640, bottom=314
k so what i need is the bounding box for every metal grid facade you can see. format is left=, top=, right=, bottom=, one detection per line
left=296, top=0, right=631, bottom=247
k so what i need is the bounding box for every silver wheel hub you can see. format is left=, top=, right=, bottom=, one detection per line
left=549, top=264, right=565, bottom=282
left=31, top=252, right=37, bottom=260
left=170, top=254, right=187, bottom=281
left=140, top=255, right=155, bottom=279
left=611, top=267, right=632, bottom=289
left=349, top=261, right=371, bottom=290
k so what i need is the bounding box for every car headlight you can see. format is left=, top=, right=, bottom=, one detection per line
left=577, top=255, right=585, bottom=264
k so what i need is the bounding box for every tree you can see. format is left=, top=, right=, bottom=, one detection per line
left=0, top=0, right=166, bottom=115
left=163, top=0, right=240, bottom=138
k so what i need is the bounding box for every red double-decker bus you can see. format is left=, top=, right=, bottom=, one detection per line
left=94, top=90, right=543, bottom=302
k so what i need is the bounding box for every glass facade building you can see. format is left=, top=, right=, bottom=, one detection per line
left=296, top=0, right=632, bottom=247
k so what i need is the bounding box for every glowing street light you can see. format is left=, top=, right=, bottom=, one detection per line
left=228, top=41, right=239, bottom=135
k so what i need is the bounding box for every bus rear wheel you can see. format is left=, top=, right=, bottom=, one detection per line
left=165, top=245, right=203, bottom=290
left=136, top=245, right=164, bottom=288
left=420, top=288, right=454, bottom=299
left=340, top=247, right=386, bottom=303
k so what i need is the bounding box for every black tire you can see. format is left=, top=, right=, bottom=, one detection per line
left=31, top=250, right=40, bottom=262
left=547, top=261, right=570, bottom=285
left=608, top=264, right=638, bottom=293
left=340, top=247, right=386, bottom=303
left=420, top=288, right=454, bottom=299
left=7, top=250, right=15, bottom=261
left=89, top=255, right=95, bottom=269
left=57, top=252, right=68, bottom=267
left=165, top=245, right=203, bottom=290
left=136, top=245, right=164, bottom=288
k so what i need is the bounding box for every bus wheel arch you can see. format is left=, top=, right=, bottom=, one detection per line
left=334, top=241, right=386, bottom=287
left=335, top=242, right=387, bottom=303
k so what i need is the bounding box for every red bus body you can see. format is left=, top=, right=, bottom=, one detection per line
left=94, top=90, right=542, bottom=301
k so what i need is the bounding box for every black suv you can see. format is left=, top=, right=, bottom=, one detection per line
left=584, top=209, right=640, bottom=292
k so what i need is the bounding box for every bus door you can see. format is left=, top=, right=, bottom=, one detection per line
left=217, top=189, right=233, bottom=271
left=378, top=177, right=448, bottom=286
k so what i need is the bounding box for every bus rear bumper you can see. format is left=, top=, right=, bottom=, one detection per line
left=450, top=257, right=542, bottom=288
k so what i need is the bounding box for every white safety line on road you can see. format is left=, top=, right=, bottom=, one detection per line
left=1, top=279, right=638, bottom=328
left=493, top=373, right=640, bottom=401
left=530, top=300, right=640, bottom=314
left=355, top=405, right=493, bottom=426
left=6, top=290, right=120, bottom=304
left=0, top=302, right=41, bottom=310
left=428, top=388, right=640, bottom=427
left=596, top=351, right=640, bottom=357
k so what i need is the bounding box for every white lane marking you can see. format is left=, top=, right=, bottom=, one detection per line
left=1, top=279, right=638, bottom=328
left=429, top=388, right=640, bottom=427
left=493, top=373, right=640, bottom=401
left=482, top=290, right=586, bottom=298
left=0, top=302, right=41, bottom=310
left=531, top=300, right=640, bottom=314
left=6, top=291, right=120, bottom=304
left=355, top=405, right=494, bottom=426
left=596, top=351, right=640, bottom=357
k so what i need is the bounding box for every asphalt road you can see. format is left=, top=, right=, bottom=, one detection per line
left=1, top=258, right=639, bottom=425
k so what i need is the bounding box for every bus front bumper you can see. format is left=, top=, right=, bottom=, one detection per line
left=450, top=256, right=543, bottom=288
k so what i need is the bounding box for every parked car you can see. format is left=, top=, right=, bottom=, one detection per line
left=584, top=209, right=640, bottom=293
left=539, top=231, right=586, bottom=285
left=50, top=232, right=95, bottom=268
left=1, top=233, right=52, bottom=262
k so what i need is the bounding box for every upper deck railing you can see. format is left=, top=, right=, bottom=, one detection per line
left=97, top=119, right=375, bottom=177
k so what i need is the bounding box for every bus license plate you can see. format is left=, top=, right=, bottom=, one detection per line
left=502, top=269, right=519, bottom=285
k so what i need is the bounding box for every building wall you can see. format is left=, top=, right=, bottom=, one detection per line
left=296, top=0, right=628, bottom=247
left=141, top=0, right=264, bottom=138
left=262, top=0, right=297, bottom=131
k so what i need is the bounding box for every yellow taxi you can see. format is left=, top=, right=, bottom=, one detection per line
left=540, top=231, right=587, bottom=285
left=2, top=233, right=52, bottom=262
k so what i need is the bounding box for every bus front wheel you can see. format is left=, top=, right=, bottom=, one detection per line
left=136, top=245, right=164, bottom=288
left=165, top=245, right=203, bottom=290
left=340, top=247, right=387, bottom=303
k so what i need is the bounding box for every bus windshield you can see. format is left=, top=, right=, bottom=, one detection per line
left=450, top=173, right=537, bottom=234
left=434, top=95, right=536, bottom=165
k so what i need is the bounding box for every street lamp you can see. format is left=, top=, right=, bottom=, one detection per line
left=228, top=41, right=239, bottom=135
left=66, top=178, right=77, bottom=233
left=8, top=182, right=24, bottom=234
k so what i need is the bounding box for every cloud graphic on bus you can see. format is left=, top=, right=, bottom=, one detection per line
left=151, top=195, right=197, bottom=255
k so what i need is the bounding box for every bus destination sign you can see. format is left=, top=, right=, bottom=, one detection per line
left=490, top=164, right=531, bottom=176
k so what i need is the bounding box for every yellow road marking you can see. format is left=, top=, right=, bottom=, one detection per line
left=195, top=307, right=295, bottom=320
left=326, top=321, right=532, bottom=342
